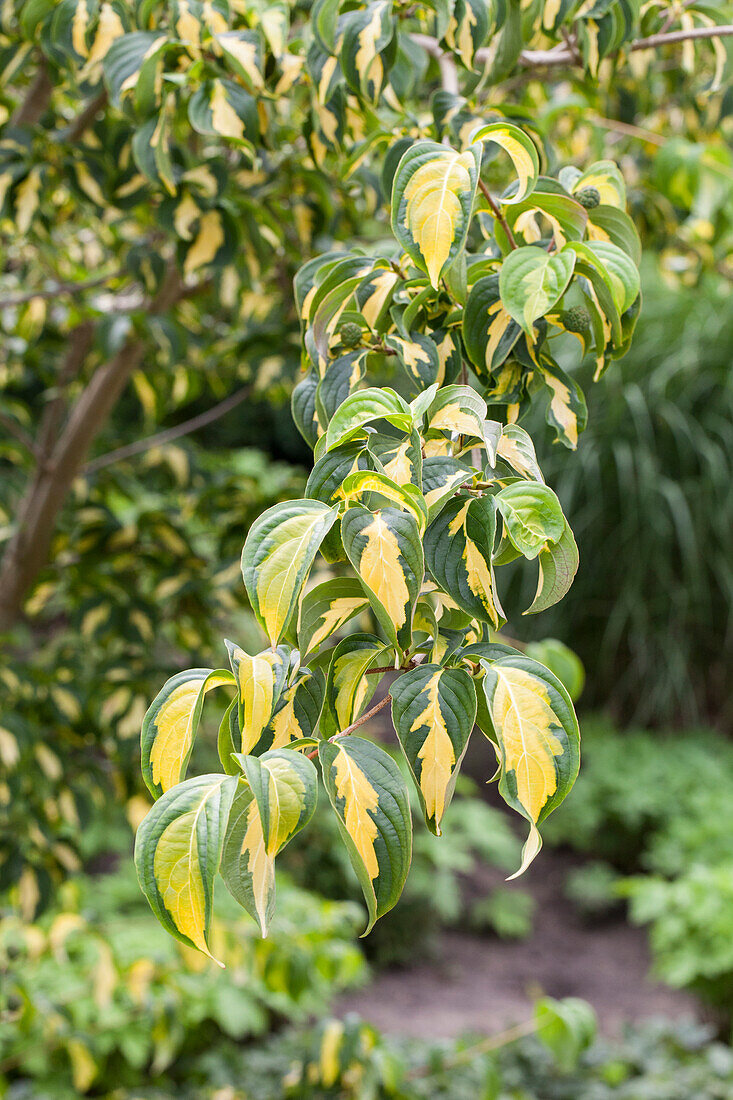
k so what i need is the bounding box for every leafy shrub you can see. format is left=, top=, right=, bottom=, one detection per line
left=0, top=864, right=364, bottom=1097
left=508, top=268, right=733, bottom=725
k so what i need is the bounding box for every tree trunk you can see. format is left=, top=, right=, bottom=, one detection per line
left=0, top=268, right=184, bottom=631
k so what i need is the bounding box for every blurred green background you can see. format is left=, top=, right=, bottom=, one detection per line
left=3, top=0, right=733, bottom=1096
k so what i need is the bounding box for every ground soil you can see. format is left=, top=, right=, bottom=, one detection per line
left=336, top=849, right=700, bottom=1039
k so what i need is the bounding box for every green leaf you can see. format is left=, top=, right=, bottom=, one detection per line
left=341, top=505, right=424, bottom=651
left=421, top=456, right=474, bottom=520
left=498, top=246, right=575, bottom=337
left=292, top=369, right=322, bottom=448
left=321, top=633, right=388, bottom=738
left=480, top=654, right=580, bottom=875
left=496, top=424, right=544, bottom=482
left=104, top=31, right=168, bottom=112
left=463, top=274, right=522, bottom=379
left=525, top=519, right=579, bottom=614
left=141, top=668, right=235, bottom=798
left=390, top=664, right=476, bottom=834
left=319, top=735, right=412, bottom=933
left=391, top=140, right=481, bottom=288
left=587, top=204, right=641, bottom=265
left=495, top=481, right=565, bottom=559
left=134, top=773, right=237, bottom=963
left=225, top=641, right=289, bottom=753
left=472, top=121, right=540, bottom=204
left=424, top=495, right=505, bottom=628
left=221, top=749, right=318, bottom=935
left=341, top=469, right=429, bottom=532
left=298, top=577, right=371, bottom=655
left=315, top=350, right=368, bottom=425
left=241, top=500, right=340, bottom=646
left=534, top=997, right=597, bottom=1072
left=188, top=79, right=258, bottom=146
left=323, top=387, right=413, bottom=452
left=525, top=639, right=585, bottom=702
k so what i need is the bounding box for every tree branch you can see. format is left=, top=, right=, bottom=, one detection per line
left=412, top=23, right=733, bottom=74
left=0, top=412, right=36, bottom=455
left=478, top=178, right=517, bottom=249
left=0, top=265, right=190, bottom=631
left=84, top=384, right=252, bottom=474
left=65, top=89, right=107, bottom=142
left=12, top=57, right=53, bottom=126
left=0, top=274, right=119, bottom=309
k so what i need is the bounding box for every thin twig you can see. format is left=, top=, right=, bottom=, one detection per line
left=407, top=1016, right=543, bottom=1079
left=65, top=89, right=107, bottom=142
left=84, top=385, right=251, bottom=474
left=0, top=412, right=35, bottom=454
left=0, top=274, right=119, bottom=309
left=306, top=694, right=394, bottom=759
left=412, top=22, right=733, bottom=73
left=477, top=179, right=517, bottom=250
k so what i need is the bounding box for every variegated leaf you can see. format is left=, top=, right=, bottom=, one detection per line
left=241, top=500, right=340, bottom=646
left=390, top=664, right=476, bottom=834
left=141, top=668, right=235, bottom=798
left=341, top=505, right=424, bottom=651
left=225, top=641, right=289, bottom=753
left=463, top=274, right=522, bottom=379
left=498, top=246, right=575, bottom=337
left=221, top=749, right=317, bottom=934
left=134, top=773, right=237, bottom=962
left=391, top=140, right=481, bottom=288
left=319, top=735, right=412, bottom=933
left=323, top=387, right=413, bottom=452
left=480, top=655, right=580, bottom=876
left=321, top=632, right=388, bottom=738
left=525, top=519, right=579, bottom=615
left=424, top=495, right=505, bottom=628
left=472, top=122, right=539, bottom=204
left=495, top=481, right=565, bottom=560
left=298, top=577, right=371, bottom=656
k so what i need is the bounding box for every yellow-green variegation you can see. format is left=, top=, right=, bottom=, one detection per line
left=424, top=495, right=505, bottom=628
left=319, top=735, right=412, bottom=934
left=390, top=664, right=477, bottom=834
left=141, top=668, right=235, bottom=798
left=220, top=749, right=318, bottom=934
left=391, top=140, right=481, bottom=288
left=135, top=773, right=238, bottom=963
left=241, top=500, right=339, bottom=646
left=480, top=655, right=580, bottom=876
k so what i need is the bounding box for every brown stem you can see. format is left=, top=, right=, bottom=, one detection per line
left=84, top=385, right=252, bottom=474
left=0, top=274, right=118, bottom=309
left=66, top=89, right=107, bottom=142
left=478, top=179, right=517, bottom=250
left=407, top=1016, right=542, bottom=1079
left=0, top=413, right=36, bottom=455
left=0, top=266, right=187, bottom=631
left=306, top=694, right=394, bottom=759
left=12, top=58, right=53, bottom=126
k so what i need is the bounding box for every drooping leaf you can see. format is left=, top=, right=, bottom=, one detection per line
left=390, top=664, right=477, bottom=834
left=495, top=481, right=565, bottom=559
left=498, top=246, right=575, bottom=337
left=221, top=749, right=317, bottom=934
left=341, top=505, right=424, bottom=651
left=225, top=641, right=288, bottom=753
left=391, top=140, right=481, bottom=288
left=241, top=500, right=340, bottom=646
left=321, top=632, right=389, bottom=738
left=319, top=735, right=412, bottom=933
left=463, top=274, right=522, bottom=379
left=134, top=773, right=237, bottom=962
left=496, top=423, right=544, bottom=481
left=341, top=469, right=429, bottom=531
left=260, top=669, right=326, bottom=751
left=525, top=519, right=579, bottom=614
left=141, top=668, right=235, bottom=798
left=424, top=495, right=504, bottom=628
left=472, top=121, right=540, bottom=204
left=298, top=577, right=371, bottom=655
left=480, top=655, right=580, bottom=876
left=340, top=1, right=395, bottom=102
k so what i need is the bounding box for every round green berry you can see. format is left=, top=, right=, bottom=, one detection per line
left=339, top=321, right=363, bottom=348
left=561, top=305, right=591, bottom=333
left=576, top=186, right=601, bottom=210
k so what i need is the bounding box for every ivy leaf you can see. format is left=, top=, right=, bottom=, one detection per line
left=391, top=140, right=481, bottom=288
left=135, top=773, right=238, bottom=963
left=341, top=505, right=424, bottom=651
left=319, top=735, right=412, bottom=933
left=480, top=655, right=580, bottom=877
left=498, top=246, right=576, bottom=337
left=390, top=664, right=477, bottom=834
left=241, top=500, right=340, bottom=646
left=141, top=668, right=235, bottom=798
